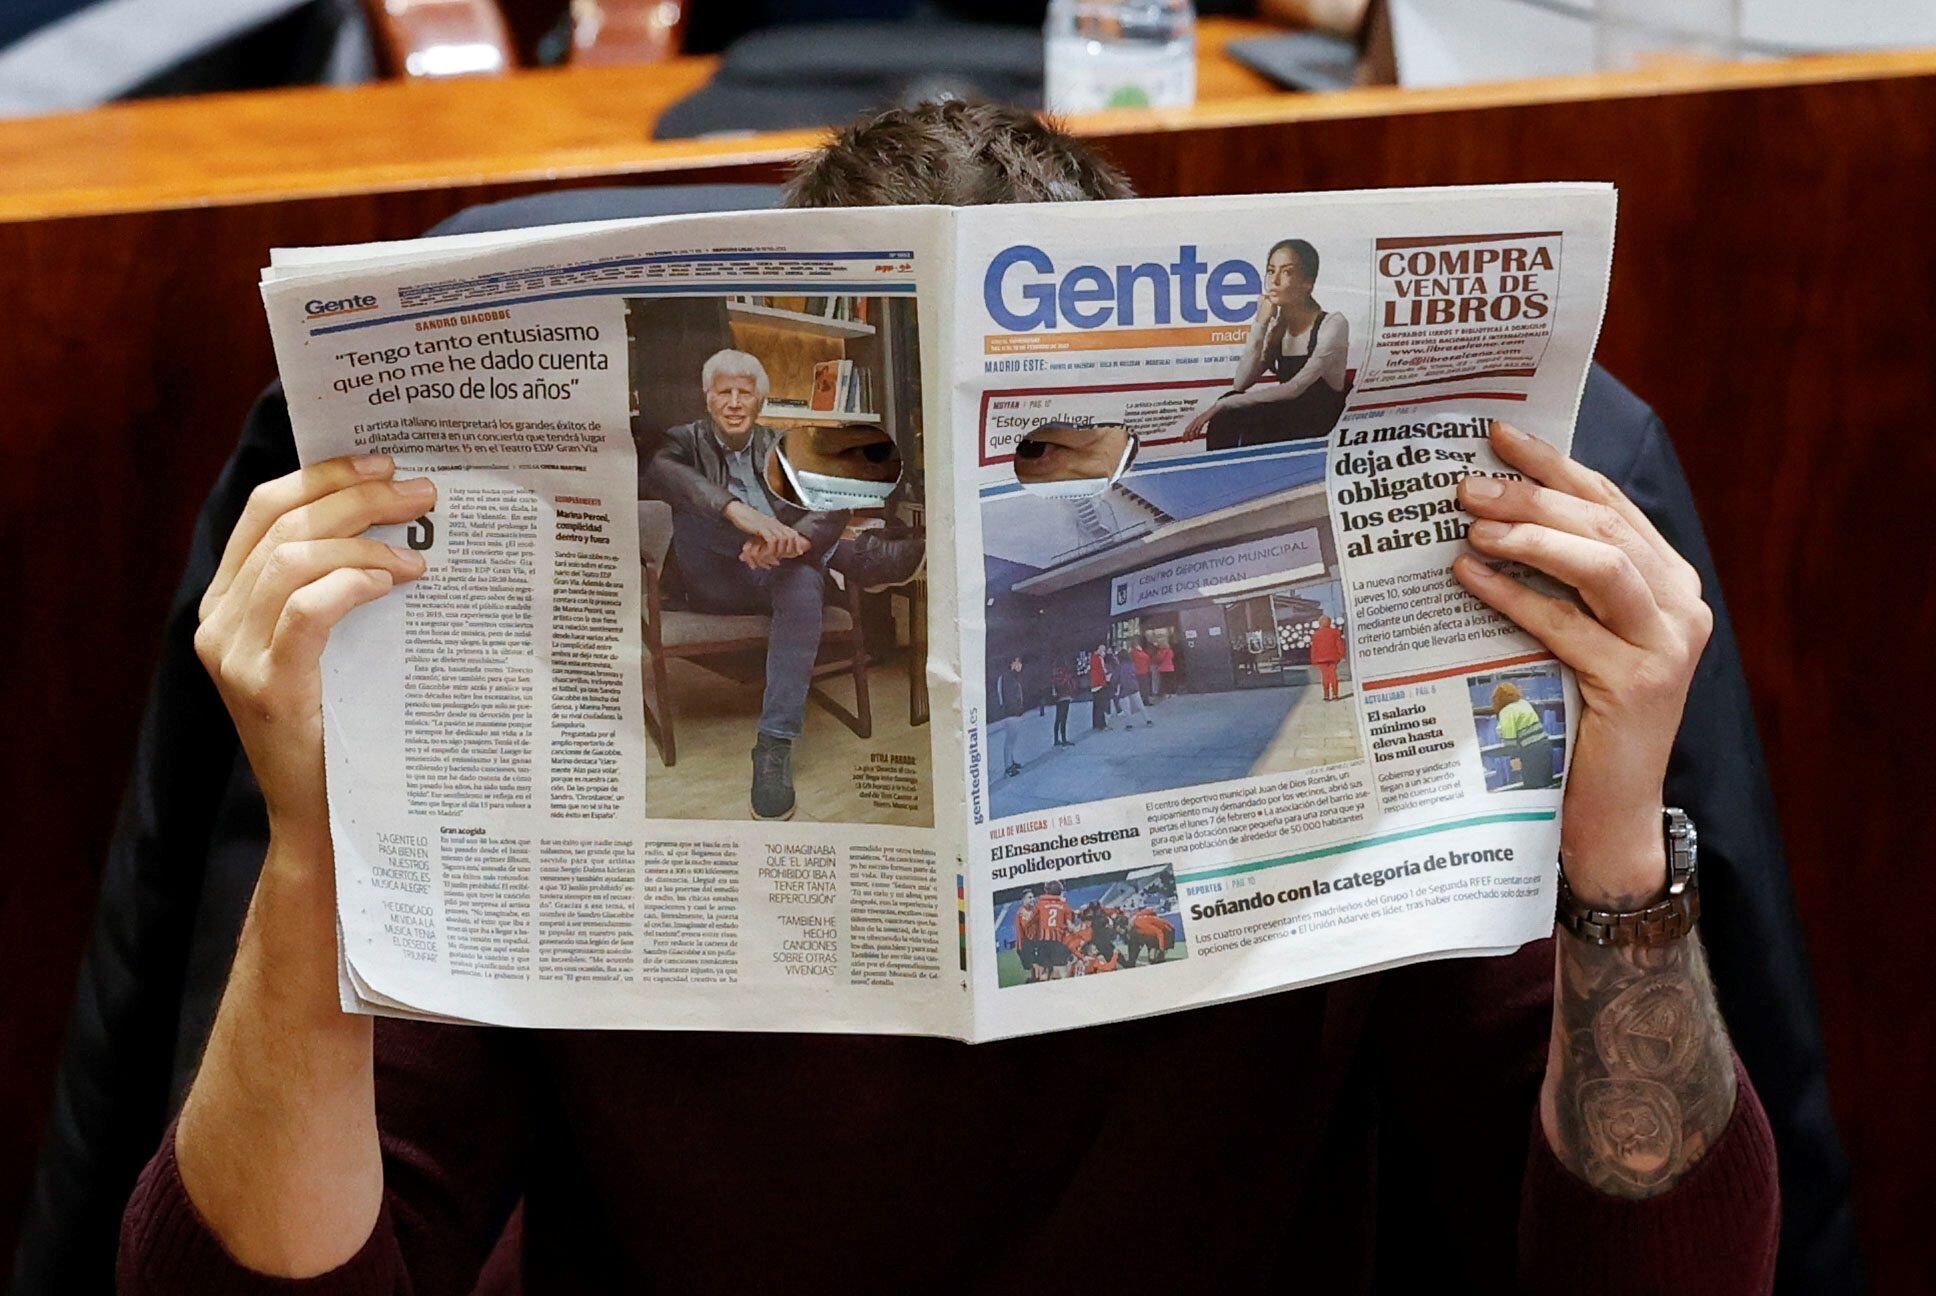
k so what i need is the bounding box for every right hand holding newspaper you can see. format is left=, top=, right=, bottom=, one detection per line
left=259, top=183, right=1615, bottom=1040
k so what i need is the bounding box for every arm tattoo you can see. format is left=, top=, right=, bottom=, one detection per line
left=1545, top=924, right=1738, bottom=1198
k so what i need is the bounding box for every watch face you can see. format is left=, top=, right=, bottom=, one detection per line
left=1664, top=807, right=1698, bottom=888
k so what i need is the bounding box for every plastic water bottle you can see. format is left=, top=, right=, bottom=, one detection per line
left=1044, top=0, right=1197, bottom=115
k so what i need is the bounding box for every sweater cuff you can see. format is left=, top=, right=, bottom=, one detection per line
left=118, top=1122, right=400, bottom=1295
left=1519, top=1057, right=1781, bottom=1296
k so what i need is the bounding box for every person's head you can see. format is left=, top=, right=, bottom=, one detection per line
left=1046, top=880, right=1064, bottom=897
left=701, top=349, right=769, bottom=439
left=1492, top=681, right=1524, bottom=711
left=1318, top=614, right=1332, bottom=628
left=1009, top=656, right=1024, bottom=672
left=784, top=100, right=1134, bottom=209
left=1084, top=942, right=1098, bottom=957
left=1265, top=238, right=1320, bottom=306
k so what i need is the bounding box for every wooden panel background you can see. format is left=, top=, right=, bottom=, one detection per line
left=3, top=58, right=1932, bottom=1291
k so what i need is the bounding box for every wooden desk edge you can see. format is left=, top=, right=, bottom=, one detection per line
left=1077, top=43, right=1936, bottom=138
left=5, top=43, right=1936, bottom=224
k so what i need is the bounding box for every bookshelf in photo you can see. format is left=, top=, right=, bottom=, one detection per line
left=727, top=295, right=888, bottom=426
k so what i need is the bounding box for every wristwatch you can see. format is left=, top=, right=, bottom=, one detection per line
left=1555, top=807, right=1701, bottom=947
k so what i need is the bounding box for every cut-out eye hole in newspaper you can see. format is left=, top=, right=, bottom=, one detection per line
left=1011, top=421, right=1139, bottom=498
left=767, top=423, right=903, bottom=511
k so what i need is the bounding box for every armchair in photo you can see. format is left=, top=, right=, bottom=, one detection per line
left=636, top=498, right=872, bottom=769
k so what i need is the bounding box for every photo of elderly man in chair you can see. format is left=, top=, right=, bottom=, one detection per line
left=634, top=299, right=929, bottom=825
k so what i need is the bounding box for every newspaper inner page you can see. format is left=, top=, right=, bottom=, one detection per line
left=950, top=186, right=1615, bottom=1041
left=261, top=206, right=971, bottom=1036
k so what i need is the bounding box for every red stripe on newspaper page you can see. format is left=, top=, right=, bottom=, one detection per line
left=1363, top=651, right=1556, bottom=692
left=1373, top=231, right=1563, bottom=249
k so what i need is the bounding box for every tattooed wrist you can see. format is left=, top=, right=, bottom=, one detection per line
left=1542, top=924, right=1737, bottom=1198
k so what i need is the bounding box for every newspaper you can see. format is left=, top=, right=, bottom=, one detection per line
left=258, top=184, right=1615, bottom=1041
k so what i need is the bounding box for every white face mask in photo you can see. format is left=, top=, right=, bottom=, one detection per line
left=1012, top=422, right=1138, bottom=499
left=769, top=424, right=903, bottom=512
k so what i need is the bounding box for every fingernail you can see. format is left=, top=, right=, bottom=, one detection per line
left=397, top=477, right=436, bottom=501
left=1469, top=519, right=1511, bottom=541
left=389, top=544, right=426, bottom=570
left=1456, top=554, right=1499, bottom=579
left=351, top=453, right=392, bottom=476
left=1464, top=476, right=1504, bottom=500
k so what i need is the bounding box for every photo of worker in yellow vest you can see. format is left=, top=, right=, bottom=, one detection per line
left=1470, top=665, right=1566, bottom=792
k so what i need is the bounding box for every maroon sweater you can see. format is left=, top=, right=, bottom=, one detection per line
left=119, top=937, right=1778, bottom=1294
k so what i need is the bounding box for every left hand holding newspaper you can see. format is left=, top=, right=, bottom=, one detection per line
left=178, top=458, right=437, bottom=1276
left=195, top=456, right=433, bottom=837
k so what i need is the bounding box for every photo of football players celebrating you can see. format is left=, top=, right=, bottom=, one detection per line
left=992, top=866, right=1185, bottom=988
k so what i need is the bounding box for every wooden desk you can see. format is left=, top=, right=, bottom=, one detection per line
left=0, top=17, right=1276, bottom=221
left=4, top=41, right=1935, bottom=1292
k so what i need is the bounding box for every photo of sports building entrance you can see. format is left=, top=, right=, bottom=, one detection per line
left=980, top=446, right=1363, bottom=819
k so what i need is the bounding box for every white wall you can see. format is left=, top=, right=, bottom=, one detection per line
left=1389, top=0, right=1936, bottom=87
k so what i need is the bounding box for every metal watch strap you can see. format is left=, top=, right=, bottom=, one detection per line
left=1556, top=807, right=1700, bottom=946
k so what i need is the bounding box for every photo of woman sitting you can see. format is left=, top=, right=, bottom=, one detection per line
left=1178, top=237, right=1350, bottom=449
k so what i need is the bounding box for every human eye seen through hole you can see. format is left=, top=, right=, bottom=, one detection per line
left=1011, top=421, right=1137, bottom=498
left=767, top=423, right=903, bottom=511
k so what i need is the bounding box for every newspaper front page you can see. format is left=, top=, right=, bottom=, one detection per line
left=258, top=184, right=1615, bottom=1041
left=950, top=188, right=1611, bottom=1039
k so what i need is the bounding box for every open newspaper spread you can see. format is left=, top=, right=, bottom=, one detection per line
left=259, top=185, right=1616, bottom=1041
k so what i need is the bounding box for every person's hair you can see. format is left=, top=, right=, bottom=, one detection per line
left=701, top=348, right=770, bottom=398
left=1491, top=681, right=1524, bottom=710
left=1046, top=880, right=1064, bottom=896
left=1268, top=238, right=1321, bottom=282
left=784, top=100, right=1134, bottom=209
left=1010, top=656, right=1023, bottom=668
left=1318, top=614, right=1332, bottom=626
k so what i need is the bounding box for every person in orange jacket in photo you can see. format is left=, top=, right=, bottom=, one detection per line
left=1309, top=614, right=1347, bottom=701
